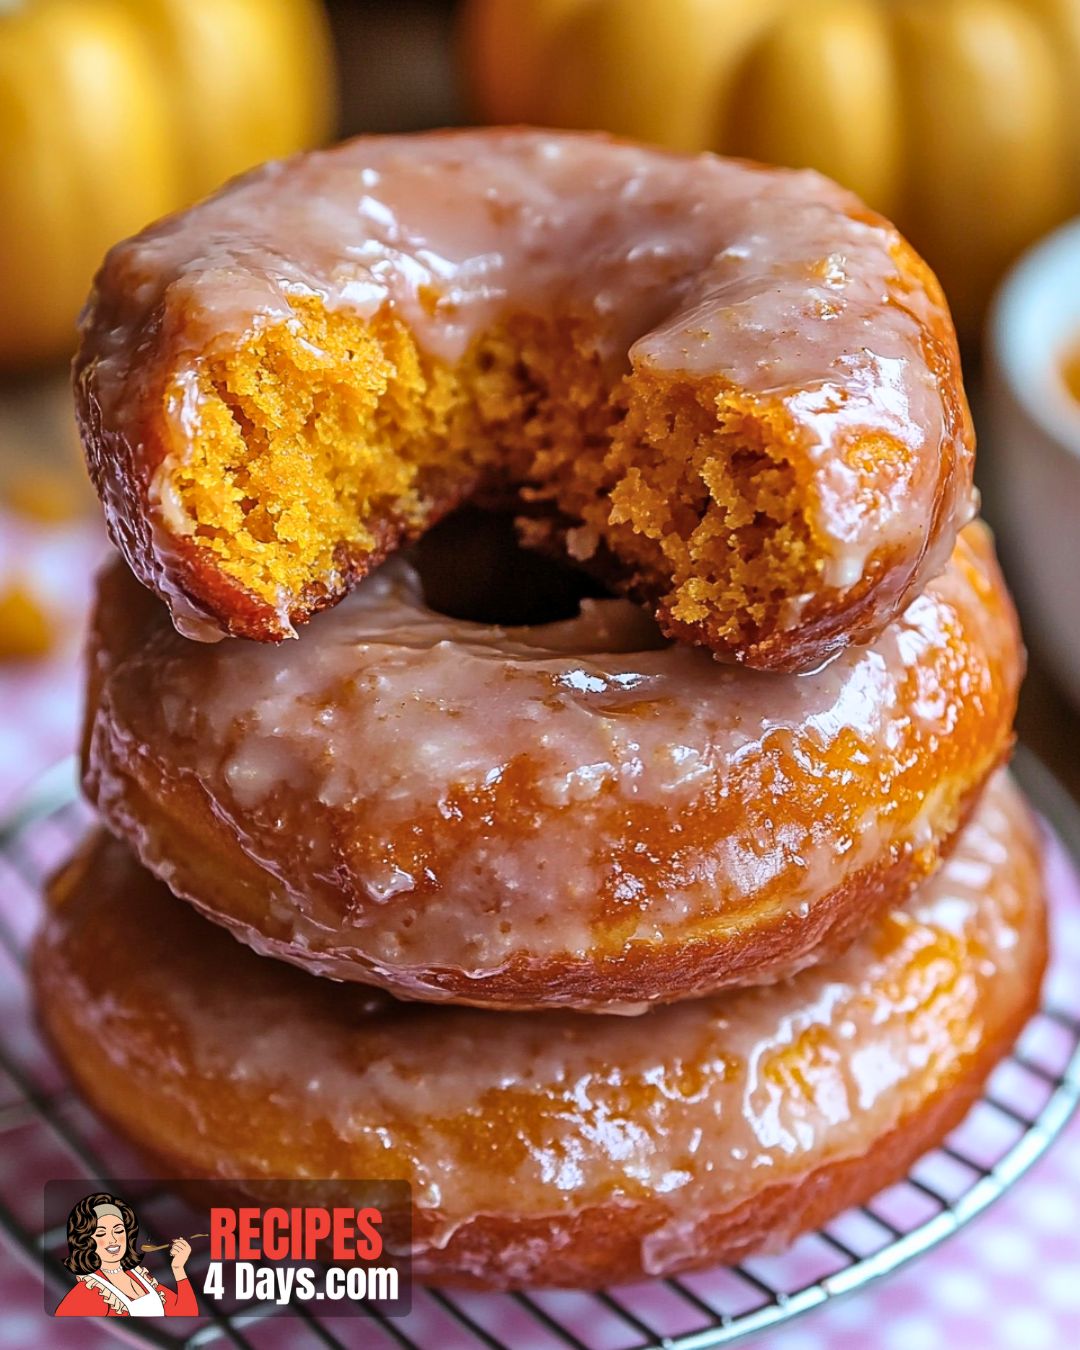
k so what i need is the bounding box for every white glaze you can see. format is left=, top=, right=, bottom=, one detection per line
left=40, top=773, right=1045, bottom=1279
left=88, top=525, right=1014, bottom=996
left=77, top=129, right=975, bottom=636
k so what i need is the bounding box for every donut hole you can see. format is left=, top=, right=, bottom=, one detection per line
left=169, top=295, right=815, bottom=652
left=412, top=509, right=609, bottom=628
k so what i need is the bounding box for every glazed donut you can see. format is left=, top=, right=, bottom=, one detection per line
left=33, top=773, right=1047, bottom=1289
left=83, top=519, right=1021, bottom=1011
left=74, top=129, right=974, bottom=670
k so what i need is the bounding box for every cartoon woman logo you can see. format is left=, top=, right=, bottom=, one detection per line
left=53, top=1191, right=200, bottom=1318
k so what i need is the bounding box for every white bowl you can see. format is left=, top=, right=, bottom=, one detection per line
left=985, top=217, right=1080, bottom=710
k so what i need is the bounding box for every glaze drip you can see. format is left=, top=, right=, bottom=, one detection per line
left=36, top=772, right=1046, bottom=1282
left=86, top=523, right=1019, bottom=998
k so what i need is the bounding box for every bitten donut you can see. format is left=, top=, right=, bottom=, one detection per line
left=83, top=520, right=1021, bottom=1011
left=74, top=129, right=974, bottom=670
left=33, top=773, right=1047, bottom=1289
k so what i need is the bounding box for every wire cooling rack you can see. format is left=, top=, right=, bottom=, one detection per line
left=2, top=747, right=1080, bottom=1350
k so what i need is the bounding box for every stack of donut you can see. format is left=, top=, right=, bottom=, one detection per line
left=37, top=130, right=1046, bottom=1289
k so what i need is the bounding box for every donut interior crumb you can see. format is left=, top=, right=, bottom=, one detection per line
left=170, top=295, right=817, bottom=650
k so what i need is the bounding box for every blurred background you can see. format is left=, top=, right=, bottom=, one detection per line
left=3, top=0, right=1080, bottom=813
left=1, top=4, right=1080, bottom=1348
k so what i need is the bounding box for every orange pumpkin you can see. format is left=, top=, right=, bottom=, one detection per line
left=463, top=0, right=1080, bottom=333
left=0, top=0, right=334, bottom=368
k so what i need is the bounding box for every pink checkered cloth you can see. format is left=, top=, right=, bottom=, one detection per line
left=0, top=512, right=106, bottom=820
left=2, top=507, right=1079, bottom=1349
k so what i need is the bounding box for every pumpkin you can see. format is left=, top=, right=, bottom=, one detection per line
left=0, top=0, right=334, bottom=368
left=462, top=0, right=1080, bottom=334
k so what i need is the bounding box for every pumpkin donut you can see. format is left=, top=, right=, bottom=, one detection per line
left=74, top=128, right=974, bottom=670
left=33, top=772, right=1047, bottom=1289
left=83, top=519, right=1021, bottom=1012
